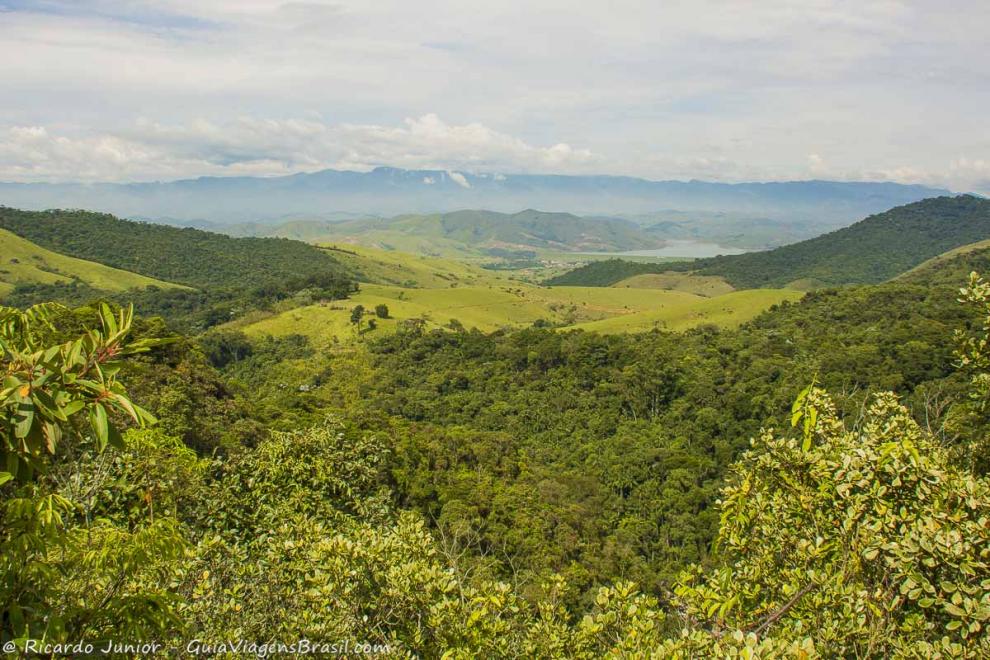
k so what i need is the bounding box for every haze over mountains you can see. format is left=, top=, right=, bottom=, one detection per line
left=0, top=167, right=951, bottom=240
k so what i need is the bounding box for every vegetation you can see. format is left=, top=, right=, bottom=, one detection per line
left=0, top=208, right=357, bottom=331
left=3, top=262, right=989, bottom=654
left=551, top=196, right=990, bottom=290
left=679, top=195, right=990, bottom=288
left=4, top=201, right=990, bottom=655
left=0, top=207, right=352, bottom=291
left=295, top=209, right=665, bottom=257
left=0, top=228, right=181, bottom=298
left=545, top=258, right=687, bottom=287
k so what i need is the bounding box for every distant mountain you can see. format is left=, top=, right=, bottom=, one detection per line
left=677, top=195, right=990, bottom=288
left=0, top=168, right=950, bottom=233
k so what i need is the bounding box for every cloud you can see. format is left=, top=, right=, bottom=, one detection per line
left=0, top=115, right=597, bottom=182
left=0, top=1, right=987, bottom=189
left=446, top=171, right=470, bottom=188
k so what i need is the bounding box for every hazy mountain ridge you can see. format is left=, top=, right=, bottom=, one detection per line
left=0, top=168, right=950, bottom=233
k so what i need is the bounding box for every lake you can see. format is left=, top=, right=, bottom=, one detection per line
left=589, top=240, right=750, bottom=259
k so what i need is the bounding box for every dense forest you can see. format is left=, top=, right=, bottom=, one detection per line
left=3, top=213, right=990, bottom=654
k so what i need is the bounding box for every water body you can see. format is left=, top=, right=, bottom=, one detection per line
left=590, top=240, right=750, bottom=259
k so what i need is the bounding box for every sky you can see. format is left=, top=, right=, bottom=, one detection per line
left=0, top=0, right=987, bottom=192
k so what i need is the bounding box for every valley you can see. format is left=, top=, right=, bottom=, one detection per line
left=4, top=2, right=988, bottom=655
left=3, top=194, right=990, bottom=656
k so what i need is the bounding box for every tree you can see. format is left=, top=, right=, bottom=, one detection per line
left=375, top=304, right=390, bottom=319
left=673, top=387, right=990, bottom=657
left=350, top=304, right=365, bottom=326
left=1, top=303, right=160, bottom=478
left=1, top=303, right=186, bottom=647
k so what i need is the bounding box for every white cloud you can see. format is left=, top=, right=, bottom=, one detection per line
left=0, top=1, right=987, bottom=189
left=446, top=171, right=470, bottom=188
left=0, top=115, right=597, bottom=182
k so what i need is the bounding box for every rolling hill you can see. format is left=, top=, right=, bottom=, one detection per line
left=318, top=244, right=505, bottom=288
left=550, top=196, right=990, bottom=290
left=681, top=195, right=990, bottom=288
left=0, top=228, right=183, bottom=298
left=0, top=207, right=352, bottom=290
left=610, top=272, right=735, bottom=297
left=570, top=289, right=803, bottom=333
left=546, top=259, right=686, bottom=287
left=285, top=209, right=666, bottom=256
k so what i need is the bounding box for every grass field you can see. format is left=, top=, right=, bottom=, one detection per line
left=0, top=228, right=184, bottom=297
left=570, top=289, right=804, bottom=333
left=610, top=272, right=735, bottom=297
left=233, top=277, right=800, bottom=346
left=234, top=283, right=573, bottom=345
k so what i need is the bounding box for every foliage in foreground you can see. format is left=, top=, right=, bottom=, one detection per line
left=2, top=280, right=990, bottom=656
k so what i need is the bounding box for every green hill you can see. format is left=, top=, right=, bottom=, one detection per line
left=546, top=258, right=690, bottom=287
left=898, top=241, right=990, bottom=289
left=0, top=228, right=184, bottom=297
left=318, top=243, right=507, bottom=288
left=610, top=272, right=735, bottom=297
left=0, top=207, right=352, bottom=291
left=676, top=196, right=990, bottom=288
left=291, top=209, right=665, bottom=256
left=570, top=289, right=802, bottom=333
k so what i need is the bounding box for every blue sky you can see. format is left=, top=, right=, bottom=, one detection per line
left=0, top=0, right=987, bottom=192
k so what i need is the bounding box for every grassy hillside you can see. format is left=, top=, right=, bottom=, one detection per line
left=899, top=242, right=990, bottom=289
left=229, top=273, right=794, bottom=346
left=0, top=228, right=183, bottom=297
left=676, top=195, right=990, bottom=288
left=0, top=207, right=352, bottom=290
left=894, top=238, right=990, bottom=282
left=611, top=272, right=735, bottom=296
left=570, top=289, right=803, bottom=333
left=318, top=244, right=505, bottom=288
left=294, top=209, right=665, bottom=257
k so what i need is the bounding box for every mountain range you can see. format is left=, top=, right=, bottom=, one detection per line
left=0, top=168, right=952, bottom=247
